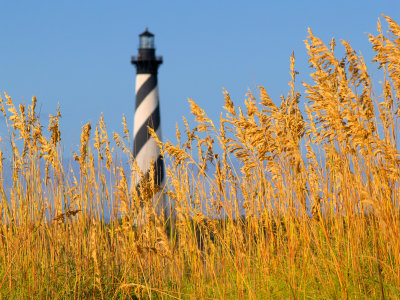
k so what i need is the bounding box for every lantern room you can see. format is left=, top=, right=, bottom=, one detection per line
left=139, top=28, right=155, bottom=49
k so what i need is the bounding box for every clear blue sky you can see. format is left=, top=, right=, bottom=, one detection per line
left=0, top=1, right=399, bottom=156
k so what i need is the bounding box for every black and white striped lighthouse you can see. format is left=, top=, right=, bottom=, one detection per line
left=131, top=29, right=165, bottom=215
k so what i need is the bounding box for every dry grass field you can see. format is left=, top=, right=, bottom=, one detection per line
left=0, top=15, right=400, bottom=299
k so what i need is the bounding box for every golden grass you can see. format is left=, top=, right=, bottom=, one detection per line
left=0, top=15, right=400, bottom=299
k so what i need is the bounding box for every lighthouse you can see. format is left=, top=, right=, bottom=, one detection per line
left=131, top=28, right=165, bottom=216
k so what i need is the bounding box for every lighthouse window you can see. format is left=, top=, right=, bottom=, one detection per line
left=140, top=36, right=154, bottom=49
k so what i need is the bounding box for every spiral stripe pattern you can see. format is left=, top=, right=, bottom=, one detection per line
left=133, top=73, right=164, bottom=187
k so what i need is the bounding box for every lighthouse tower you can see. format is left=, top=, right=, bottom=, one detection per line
left=131, top=28, right=165, bottom=215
